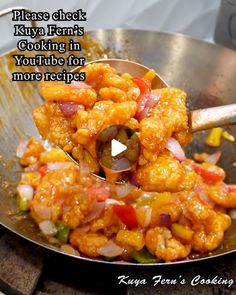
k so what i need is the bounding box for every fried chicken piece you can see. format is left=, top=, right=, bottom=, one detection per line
left=137, top=153, right=195, bottom=192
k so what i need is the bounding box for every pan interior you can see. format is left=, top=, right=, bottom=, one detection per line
left=0, top=30, right=236, bottom=266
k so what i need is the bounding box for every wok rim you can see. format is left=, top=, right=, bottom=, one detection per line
left=1, top=28, right=236, bottom=58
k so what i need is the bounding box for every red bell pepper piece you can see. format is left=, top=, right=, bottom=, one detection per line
left=39, top=165, right=48, bottom=177
left=132, top=77, right=151, bottom=117
left=113, top=205, right=138, bottom=229
left=192, top=164, right=225, bottom=185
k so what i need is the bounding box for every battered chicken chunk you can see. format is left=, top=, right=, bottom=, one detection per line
left=137, top=153, right=195, bottom=192
left=33, top=102, right=74, bottom=152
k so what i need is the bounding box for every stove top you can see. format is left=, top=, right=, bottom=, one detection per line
left=0, top=225, right=235, bottom=295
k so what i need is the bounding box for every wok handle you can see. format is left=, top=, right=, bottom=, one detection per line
left=0, top=6, right=38, bottom=38
left=189, top=104, right=236, bottom=132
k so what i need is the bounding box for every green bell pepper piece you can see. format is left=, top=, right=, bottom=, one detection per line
left=56, top=221, right=70, bottom=243
left=131, top=248, right=157, bottom=263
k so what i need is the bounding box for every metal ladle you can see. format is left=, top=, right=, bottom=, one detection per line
left=64, top=58, right=236, bottom=178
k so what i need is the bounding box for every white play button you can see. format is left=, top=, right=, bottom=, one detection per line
left=111, top=139, right=127, bottom=157
left=96, top=125, right=140, bottom=172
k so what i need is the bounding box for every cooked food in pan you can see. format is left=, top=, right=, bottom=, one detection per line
left=15, top=62, right=236, bottom=262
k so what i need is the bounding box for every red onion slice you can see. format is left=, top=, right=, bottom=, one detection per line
left=137, top=92, right=160, bottom=121
left=83, top=202, right=105, bottom=223
left=129, top=172, right=140, bottom=187
left=138, top=107, right=150, bottom=121
left=159, top=213, right=172, bottom=228
left=39, top=220, right=57, bottom=236
left=166, top=137, right=186, bottom=161
left=58, top=102, right=85, bottom=118
left=145, top=92, right=160, bottom=108
left=17, top=184, right=34, bottom=200
left=16, top=140, right=29, bottom=158
left=98, top=240, right=124, bottom=257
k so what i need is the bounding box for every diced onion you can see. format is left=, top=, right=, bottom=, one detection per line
left=111, top=158, right=130, bottom=172
left=98, top=240, right=124, bottom=257
left=198, top=191, right=215, bottom=208
left=79, top=161, right=90, bottom=173
left=17, top=184, right=34, bottom=201
left=60, top=244, right=80, bottom=256
left=139, top=191, right=155, bottom=199
left=16, top=140, right=29, bottom=158
left=24, top=163, right=39, bottom=172
left=47, top=237, right=60, bottom=245
left=194, top=184, right=215, bottom=208
left=166, top=137, right=186, bottom=161
left=105, top=198, right=124, bottom=208
left=182, top=162, right=194, bottom=172
left=47, top=162, right=73, bottom=171
left=144, top=207, right=152, bottom=227
left=205, top=151, right=221, bottom=165
left=32, top=205, right=52, bottom=220
left=139, top=206, right=152, bottom=227
left=115, top=183, right=135, bottom=198
left=43, top=140, right=53, bottom=151
left=39, top=220, right=57, bottom=236
left=83, top=202, right=105, bottom=223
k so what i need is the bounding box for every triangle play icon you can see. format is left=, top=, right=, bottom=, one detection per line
left=111, top=139, right=127, bottom=157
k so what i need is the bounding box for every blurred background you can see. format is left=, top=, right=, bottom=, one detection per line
left=0, top=0, right=235, bottom=54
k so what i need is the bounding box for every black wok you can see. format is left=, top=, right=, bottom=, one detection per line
left=0, top=28, right=236, bottom=266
